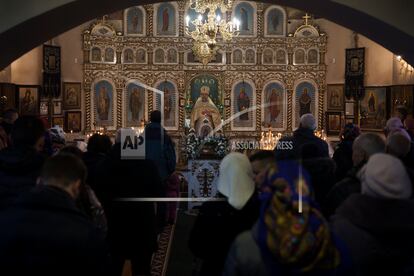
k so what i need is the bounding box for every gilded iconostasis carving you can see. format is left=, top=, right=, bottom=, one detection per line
left=83, top=1, right=327, bottom=146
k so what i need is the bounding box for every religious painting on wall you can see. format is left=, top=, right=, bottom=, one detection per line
left=231, top=81, right=255, bottom=130
left=265, top=6, right=285, bottom=36
left=123, top=49, right=134, bottom=63
left=185, top=51, right=200, bottom=64
left=294, top=49, right=305, bottom=64
left=233, top=2, right=255, bottom=36
left=53, top=100, right=62, bottom=115
left=326, top=111, right=342, bottom=136
left=93, top=80, right=114, bottom=126
left=294, top=81, right=317, bottom=128
left=189, top=75, right=222, bottom=136
left=104, top=48, right=115, bottom=63
left=17, top=85, right=40, bottom=116
left=155, top=3, right=177, bottom=36
left=63, top=82, right=81, bottom=109
left=210, top=51, right=224, bottom=64
left=390, top=85, right=413, bottom=117
left=276, top=49, right=287, bottom=64
left=167, top=48, right=178, bottom=63
left=126, top=82, right=145, bottom=126
left=189, top=75, right=220, bottom=107
left=52, top=116, right=64, bottom=128
left=154, top=48, right=165, bottom=63
left=65, top=111, right=82, bottom=132
left=136, top=48, right=146, bottom=63
left=232, top=49, right=243, bottom=64
left=154, top=81, right=177, bottom=129
left=345, top=48, right=365, bottom=99
left=186, top=7, right=223, bottom=33
left=245, top=49, right=255, bottom=64
left=91, top=47, right=102, bottom=62
left=327, top=84, right=344, bottom=111
left=307, top=49, right=319, bottom=64
left=40, top=101, right=49, bottom=116
left=43, top=45, right=61, bottom=98
left=359, top=87, right=387, bottom=131
left=263, top=49, right=273, bottom=64
left=345, top=101, right=355, bottom=116
left=262, top=82, right=285, bottom=130
left=125, top=6, right=145, bottom=36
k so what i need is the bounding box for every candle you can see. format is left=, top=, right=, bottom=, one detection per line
left=186, top=15, right=190, bottom=26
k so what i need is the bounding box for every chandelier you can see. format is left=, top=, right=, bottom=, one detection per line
left=185, top=0, right=240, bottom=65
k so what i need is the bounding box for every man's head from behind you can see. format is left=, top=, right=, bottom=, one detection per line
left=87, top=134, right=112, bottom=154
left=150, top=110, right=161, bottom=123
left=299, top=113, right=316, bottom=131
left=40, top=153, right=87, bottom=199
left=352, top=133, right=385, bottom=167
left=2, top=108, right=18, bottom=124
left=386, top=130, right=411, bottom=159
left=11, top=116, right=45, bottom=151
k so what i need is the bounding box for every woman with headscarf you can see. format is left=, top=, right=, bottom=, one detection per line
left=331, top=153, right=414, bottom=275
left=333, top=123, right=360, bottom=182
left=189, top=152, right=260, bottom=276
left=224, top=160, right=353, bottom=276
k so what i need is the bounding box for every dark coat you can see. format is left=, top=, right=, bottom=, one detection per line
left=332, top=141, right=354, bottom=182
left=324, top=165, right=362, bottom=217
left=145, top=122, right=176, bottom=182
left=82, top=151, right=107, bottom=191
left=189, top=193, right=261, bottom=276
left=0, top=146, right=45, bottom=209
left=0, top=185, right=109, bottom=276
left=274, top=128, right=329, bottom=161
left=302, top=157, right=336, bottom=208
left=331, top=194, right=414, bottom=275
left=95, top=143, right=162, bottom=257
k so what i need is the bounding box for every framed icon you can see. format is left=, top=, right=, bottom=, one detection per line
left=65, top=111, right=82, bottom=132
left=63, top=82, right=81, bottom=109
left=326, top=111, right=342, bottom=136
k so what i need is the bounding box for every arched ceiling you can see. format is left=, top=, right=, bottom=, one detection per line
left=1, top=0, right=413, bottom=70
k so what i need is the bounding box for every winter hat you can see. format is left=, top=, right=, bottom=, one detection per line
left=217, top=152, right=255, bottom=210
left=385, top=117, right=404, bottom=135
left=360, top=153, right=412, bottom=199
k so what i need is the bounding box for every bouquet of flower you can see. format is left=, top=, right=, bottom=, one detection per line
left=184, top=132, right=229, bottom=160
left=184, top=131, right=201, bottom=160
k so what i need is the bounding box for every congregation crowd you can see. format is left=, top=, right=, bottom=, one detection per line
left=189, top=111, right=414, bottom=276
left=0, top=105, right=413, bottom=276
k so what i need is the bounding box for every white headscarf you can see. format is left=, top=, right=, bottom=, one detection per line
left=217, top=152, right=255, bottom=210
left=359, top=153, right=412, bottom=199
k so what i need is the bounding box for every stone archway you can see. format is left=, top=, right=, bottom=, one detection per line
left=1, top=0, right=414, bottom=69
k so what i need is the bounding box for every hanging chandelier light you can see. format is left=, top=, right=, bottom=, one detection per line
left=185, top=0, right=240, bottom=65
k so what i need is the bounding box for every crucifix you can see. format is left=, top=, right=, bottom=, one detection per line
left=302, top=13, right=311, bottom=25
left=352, top=31, right=359, bottom=48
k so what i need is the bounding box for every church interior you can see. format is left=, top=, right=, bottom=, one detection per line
left=0, top=0, right=414, bottom=275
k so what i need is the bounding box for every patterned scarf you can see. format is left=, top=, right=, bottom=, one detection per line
left=257, top=161, right=341, bottom=274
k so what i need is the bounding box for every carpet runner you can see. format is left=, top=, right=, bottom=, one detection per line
left=151, top=224, right=175, bottom=276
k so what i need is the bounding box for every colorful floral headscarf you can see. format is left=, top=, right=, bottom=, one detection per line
left=256, top=161, right=341, bottom=274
